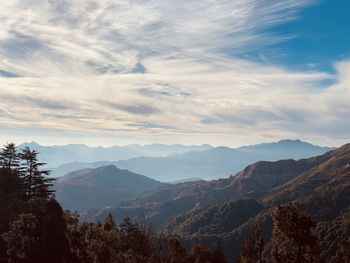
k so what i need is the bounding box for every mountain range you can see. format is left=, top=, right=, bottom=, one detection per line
left=83, top=150, right=328, bottom=225
left=81, top=143, right=350, bottom=262
left=18, top=142, right=212, bottom=168
left=49, top=139, right=333, bottom=181
left=54, top=165, right=162, bottom=212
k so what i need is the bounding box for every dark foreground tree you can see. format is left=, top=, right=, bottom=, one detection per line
left=20, top=147, right=54, bottom=199
left=0, top=143, right=20, bottom=171
left=237, top=223, right=264, bottom=263
left=2, top=198, right=70, bottom=263
left=0, top=167, right=26, bottom=259
left=335, top=238, right=350, bottom=263
left=212, top=241, right=227, bottom=263
left=161, top=236, right=191, bottom=263
left=103, top=213, right=116, bottom=231
left=0, top=143, right=65, bottom=262
left=0, top=168, right=26, bottom=227
left=191, top=243, right=212, bottom=263
left=271, top=203, right=319, bottom=263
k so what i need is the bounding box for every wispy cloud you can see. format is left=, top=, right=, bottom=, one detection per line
left=0, top=0, right=314, bottom=77
left=103, top=101, right=160, bottom=116
left=0, top=0, right=349, bottom=147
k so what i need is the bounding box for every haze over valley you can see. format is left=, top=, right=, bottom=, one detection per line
left=21, top=139, right=333, bottom=181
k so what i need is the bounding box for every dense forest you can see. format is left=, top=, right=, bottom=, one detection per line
left=1, top=143, right=350, bottom=262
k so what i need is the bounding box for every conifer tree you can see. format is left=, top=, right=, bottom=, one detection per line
left=20, top=147, right=54, bottom=199
left=191, top=243, right=212, bottom=263
left=119, top=216, right=153, bottom=261
left=271, top=203, right=319, bottom=263
left=0, top=144, right=26, bottom=237
left=103, top=213, right=116, bottom=231
left=255, top=224, right=264, bottom=263
left=0, top=143, right=20, bottom=171
left=166, top=236, right=189, bottom=263
left=2, top=198, right=70, bottom=263
left=335, top=239, right=350, bottom=263
left=212, top=241, right=227, bottom=263
left=237, top=223, right=264, bottom=263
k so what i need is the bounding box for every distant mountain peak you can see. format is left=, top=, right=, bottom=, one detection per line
left=55, top=165, right=163, bottom=212
left=277, top=139, right=303, bottom=143
left=238, top=139, right=333, bottom=151
left=276, top=139, right=319, bottom=146
left=94, top=165, right=123, bottom=173
left=22, top=141, right=41, bottom=147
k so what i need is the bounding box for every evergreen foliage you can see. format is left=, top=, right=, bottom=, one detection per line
left=335, top=239, right=350, bottom=263
left=0, top=143, right=21, bottom=171
left=20, top=146, right=54, bottom=199
left=212, top=242, right=227, bottom=263
left=271, top=203, right=319, bottom=263
left=237, top=223, right=264, bottom=263
left=2, top=198, right=69, bottom=263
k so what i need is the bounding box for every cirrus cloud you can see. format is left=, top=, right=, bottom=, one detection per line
left=0, top=0, right=349, bottom=147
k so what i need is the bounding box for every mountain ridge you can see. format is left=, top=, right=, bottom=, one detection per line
left=84, top=144, right=348, bottom=229
left=18, top=142, right=213, bottom=167
left=164, top=143, right=350, bottom=262
left=54, top=165, right=163, bottom=212
left=50, top=139, right=334, bottom=181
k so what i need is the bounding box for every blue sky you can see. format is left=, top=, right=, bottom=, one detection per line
left=0, top=0, right=349, bottom=147
left=239, top=0, right=350, bottom=73
left=269, top=0, right=350, bottom=72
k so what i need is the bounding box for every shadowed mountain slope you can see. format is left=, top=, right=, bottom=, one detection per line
left=165, top=144, right=350, bottom=262
left=55, top=165, right=162, bottom=212
left=84, top=144, right=332, bottom=225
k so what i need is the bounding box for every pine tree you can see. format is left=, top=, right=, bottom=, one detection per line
left=103, top=213, right=116, bottom=231
left=255, top=224, right=264, bottom=263
left=0, top=161, right=26, bottom=240
left=2, top=213, right=40, bottom=262
left=212, top=241, right=227, bottom=263
left=237, top=223, right=264, bottom=263
left=20, top=147, right=54, bottom=199
left=119, top=216, right=153, bottom=261
left=271, top=203, right=319, bottom=263
left=2, top=198, right=70, bottom=263
left=166, top=236, right=189, bottom=263
left=0, top=143, right=20, bottom=171
left=191, top=243, right=212, bottom=263
left=335, top=239, right=350, bottom=263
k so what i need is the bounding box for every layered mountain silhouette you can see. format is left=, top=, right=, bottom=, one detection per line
left=82, top=143, right=350, bottom=262
left=83, top=145, right=332, bottom=225
left=54, top=165, right=162, bottom=212
left=51, top=139, right=333, bottom=181
left=19, top=142, right=212, bottom=168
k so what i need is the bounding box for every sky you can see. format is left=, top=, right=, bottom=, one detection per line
left=0, top=0, right=349, bottom=147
